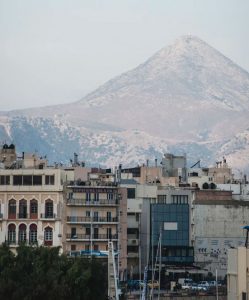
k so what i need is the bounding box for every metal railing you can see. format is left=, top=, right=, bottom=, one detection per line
left=67, top=216, right=118, bottom=223
left=40, top=213, right=57, bottom=219
left=66, top=233, right=118, bottom=240
left=67, top=198, right=119, bottom=206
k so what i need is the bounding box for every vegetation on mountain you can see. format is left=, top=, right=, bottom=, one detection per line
left=0, top=243, right=107, bottom=300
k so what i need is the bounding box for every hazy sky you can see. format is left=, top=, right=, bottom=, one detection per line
left=1, top=0, right=249, bottom=111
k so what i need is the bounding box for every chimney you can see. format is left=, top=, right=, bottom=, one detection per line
left=74, top=153, right=78, bottom=166
left=118, top=164, right=122, bottom=183
left=155, top=158, right=157, bottom=167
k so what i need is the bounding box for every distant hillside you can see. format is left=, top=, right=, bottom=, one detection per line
left=1, top=35, right=249, bottom=172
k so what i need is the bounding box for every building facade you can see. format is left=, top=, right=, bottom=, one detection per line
left=0, top=167, right=66, bottom=251
left=65, top=183, right=127, bottom=280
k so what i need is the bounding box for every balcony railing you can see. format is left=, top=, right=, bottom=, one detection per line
left=40, top=213, right=57, bottom=219
left=7, top=240, right=16, bottom=245
left=7, top=240, right=38, bottom=246
left=67, top=198, right=119, bottom=206
left=67, top=216, right=118, bottom=223
left=66, top=233, right=118, bottom=240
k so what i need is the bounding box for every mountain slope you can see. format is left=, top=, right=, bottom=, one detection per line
left=1, top=35, right=249, bottom=171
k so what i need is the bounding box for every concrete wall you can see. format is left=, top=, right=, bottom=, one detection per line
left=194, top=203, right=249, bottom=277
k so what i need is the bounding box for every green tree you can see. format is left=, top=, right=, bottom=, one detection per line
left=0, top=244, right=108, bottom=300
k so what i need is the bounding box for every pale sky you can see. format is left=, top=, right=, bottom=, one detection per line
left=0, top=0, right=249, bottom=111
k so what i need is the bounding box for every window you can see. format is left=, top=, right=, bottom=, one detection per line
left=85, top=244, right=90, bottom=251
left=86, top=211, right=91, bottom=217
left=71, top=227, right=77, bottom=238
left=71, top=245, right=76, bottom=251
left=86, top=192, right=91, bottom=201
left=23, top=175, right=32, bottom=185
left=85, top=227, right=91, bottom=236
left=45, top=175, right=55, bottom=185
left=171, top=195, right=188, bottom=204
left=33, top=175, right=42, bottom=185
left=44, top=227, right=53, bottom=246
left=30, top=200, right=38, bottom=218
left=135, top=213, right=139, bottom=222
left=8, top=199, right=16, bottom=218
left=93, top=244, right=99, bottom=251
left=127, top=188, right=135, bottom=199
left=107, top=228, right=112, bottom=239
left=107, top=211, right=112, bottom=222
left=94, top=193, right=99, bottom=202
left=13, top=175, right=42, bottom=186
left=157, top=195, right=167, bottom=204
left=8, top=224, right=16, bottom=244
left=93, top=228, right=98, bottom=239
left=107, top=193, right=113, bottom=200
left=13, top=175, right=22, bottom=185
left=19, top=199, right=27, bottom=218
left=93, top=211, right=98, bottom=221
left=45, top=200, right=54, bottom=218
left=0, top=175, right=10, bottom=185
left=18, top=224, right=27, bottom=244
left=29, top=224, right=37, bottom=244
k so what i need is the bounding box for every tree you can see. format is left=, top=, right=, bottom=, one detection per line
left=0, top=244, right=107, bottom=300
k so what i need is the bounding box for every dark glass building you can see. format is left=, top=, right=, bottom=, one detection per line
left=151, top=203, right=194, bottom=265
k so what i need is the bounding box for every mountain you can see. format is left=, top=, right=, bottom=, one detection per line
left=1, top=35, right=249, bottom=172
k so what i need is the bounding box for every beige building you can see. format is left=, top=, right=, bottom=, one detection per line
left=227, top=246, right=249, bottom=300
left=0, top=166, right=66, bottom=251
left=188, top=158, right=233, bottom=189
left=0, top=145, right=128, bottom=280
left=65, top=181, right=127, bottom=280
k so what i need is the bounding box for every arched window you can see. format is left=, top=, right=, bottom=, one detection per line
left=44, top=227, right=53, bottom=246
left=30, top=199, right=38, bottom=219
left=210, top=182, right=217, bottom=190
left=8, top=199, right=16, bottom=219
left=202, top=182, right=209, bottom=189
left=18, top=223, right=27, bottom=244
left=8, top=224, right=16, bottom=244
left=45, top=200, right=53, bottom=218
left=19, top=199, right=27, bottom=219
left=29, top=224, right=37, bottom=244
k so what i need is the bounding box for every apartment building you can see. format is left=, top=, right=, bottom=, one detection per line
left=188, top=157, right=233, bottom=189
left=0, top=147, right=66, bottom=251
left=65, top=175, right=127, bottom=280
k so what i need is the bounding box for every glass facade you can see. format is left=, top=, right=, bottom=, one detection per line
left=151, top=203, right=194, bottom=264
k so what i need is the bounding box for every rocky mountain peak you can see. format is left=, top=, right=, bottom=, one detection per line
left=1, top=36, right=249, bottom=172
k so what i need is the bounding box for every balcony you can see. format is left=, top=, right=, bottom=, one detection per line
left=40, top=213, right=57, bottom=220
left=66, top=233, right=118, bottom=241
left=67, top=198, right=119, bottom=206
left=67, top=216, right=118, bottom=224
left=127, top=252, right=139, bottom=258
left=127, top=239, right=139, bottom=246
